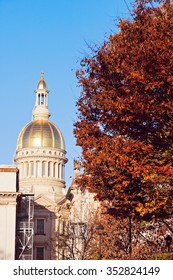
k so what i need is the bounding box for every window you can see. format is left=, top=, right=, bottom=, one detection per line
left=26, top=162, right=29, bottom=177
left=54, top=162, right=58, bottom=178
left=48, top=162, right=51, bottom=177
left=31, top=161, right=34, bottom=176
left=36, top=247, right=44, bottom=260
left=41, top=94, right=44, bottom=104
left=36, top=161, right=39, bottom=177
left=36, top=219, right=45, bottom=235
left=59, top=220, right=65, bottom=235
left=38, top=94, right=40, bottom=105
left=53, top=162, right=56, bottom=177
left=58, top=163, right=60, bottom=178
left=61, top=164, right=64, bottom=179
left=42, top=161, right=46, bottom=176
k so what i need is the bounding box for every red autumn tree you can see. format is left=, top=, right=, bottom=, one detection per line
left=74, top=0, right=173, bottom=222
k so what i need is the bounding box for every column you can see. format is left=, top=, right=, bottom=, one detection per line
left=59, top=164, right=62, bottom=179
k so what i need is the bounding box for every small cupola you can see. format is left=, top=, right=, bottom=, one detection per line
left=32, top=72, right=51, bottom=120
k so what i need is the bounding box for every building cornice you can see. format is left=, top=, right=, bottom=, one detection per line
left=0, top=167, right=18, bottom=173
left=0, top=192, right=20, bottom=205
left=0, top=192, right=20, bottom=197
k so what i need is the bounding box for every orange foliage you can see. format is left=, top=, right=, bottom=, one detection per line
left=74, top=0, right=173, bottom=222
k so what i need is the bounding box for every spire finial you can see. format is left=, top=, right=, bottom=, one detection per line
left=40, top=72, right=44, bottom=78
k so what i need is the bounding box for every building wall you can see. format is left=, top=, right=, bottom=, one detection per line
left=66, top=163, right=100, bottom=260
left=0, top=166, right=18, bottom=260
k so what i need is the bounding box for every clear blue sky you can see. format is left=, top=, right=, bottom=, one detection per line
left=0, top=0, right=132, bottom=187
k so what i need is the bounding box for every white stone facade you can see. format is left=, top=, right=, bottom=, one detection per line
left=15, top=147, right=66, bottom=200
left=0, top=165, right=19, bottom=260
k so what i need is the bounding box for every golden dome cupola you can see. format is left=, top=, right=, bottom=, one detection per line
left=32, top=72, right=50, bottom=120
left=14, top=74, right=68, bottom=192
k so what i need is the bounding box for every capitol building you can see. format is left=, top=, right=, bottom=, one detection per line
left=0, top=74, right=98, bottom=260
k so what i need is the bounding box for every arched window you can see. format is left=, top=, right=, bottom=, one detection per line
left=52, top=162, right=56, bottom=177
left=59, top=220, right=64, bottom=235
left=57, top=163, right=60, bottom=178
left=38, top=94, right=40, bottom=105
left=48, top=162, right=51, bottom=177
left=58, top=163, right=60, bottom=179
left=42, top=161, right=46, bottom=176
left=55, top=162, right=58, bottom=178
left=31, top=161, right=34, bottom=176
left=36, top=161, right=39, bottom=177
left=61, top=164, right=64, bottom=179
left=26, top=162, right=29, bottom=177
left=41, top=94, right=44, bottom=104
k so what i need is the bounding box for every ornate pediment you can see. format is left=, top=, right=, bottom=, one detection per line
left=34, top=194, right=56, bottom=210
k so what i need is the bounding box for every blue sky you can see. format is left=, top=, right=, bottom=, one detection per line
left=0, top=0, right=132, bottom=187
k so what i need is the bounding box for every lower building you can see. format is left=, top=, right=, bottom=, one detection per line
left=0, top=165, right=19, bottom=260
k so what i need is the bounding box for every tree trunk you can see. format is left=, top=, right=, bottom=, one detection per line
left=129, top=215, right=132, bottom=257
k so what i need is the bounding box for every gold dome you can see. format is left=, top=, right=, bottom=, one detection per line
left=17, top=120, right=66, bottom=150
